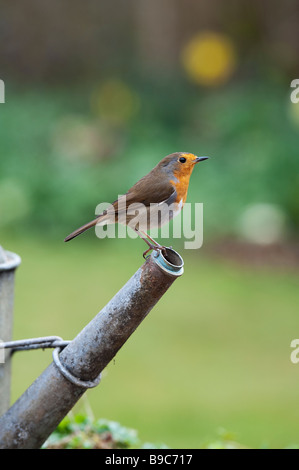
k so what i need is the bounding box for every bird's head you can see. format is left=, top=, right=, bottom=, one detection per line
left=158, top=152, right=209, bottom=179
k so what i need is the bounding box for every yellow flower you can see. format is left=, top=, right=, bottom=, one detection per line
left=181, top=32, right=236, bottom=86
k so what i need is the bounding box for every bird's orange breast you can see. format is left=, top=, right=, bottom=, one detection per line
left=170, top=172, right=193, bottom=206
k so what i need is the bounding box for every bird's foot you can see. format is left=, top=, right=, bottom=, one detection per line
left=143, top=243, right=167, bottom=259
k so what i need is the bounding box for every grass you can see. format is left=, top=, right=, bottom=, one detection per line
left=4, top=234, right=299, bottom=449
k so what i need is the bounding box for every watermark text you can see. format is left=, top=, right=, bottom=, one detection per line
left=94, top=198, right=204, bottom=249
left=290, top=79, right=299, bottom=104
left=0, top=80, right=5, bottom=104
left=290, top=339, right=299, bottom=364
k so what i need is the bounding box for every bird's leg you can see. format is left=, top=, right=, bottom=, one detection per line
left=141, top=230, right=167, bottom=255
left=134, top=228, right=157, bottom=258
left=140, top=230, right=159, bottom=247
left=134, top=228, right=166, bottom=259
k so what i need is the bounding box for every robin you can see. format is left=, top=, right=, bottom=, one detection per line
left=64, top=152, right=208, bottom=257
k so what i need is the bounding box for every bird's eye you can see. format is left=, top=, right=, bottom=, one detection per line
left=179, top=157, right=186, bottom=163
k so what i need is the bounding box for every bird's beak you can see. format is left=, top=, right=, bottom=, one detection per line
left=194, top=156, right=209, bottom=163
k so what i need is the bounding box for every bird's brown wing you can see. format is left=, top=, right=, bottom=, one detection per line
left=119, top=172, right=176, bottom=207
left=64, top=169, right=176, bottom=242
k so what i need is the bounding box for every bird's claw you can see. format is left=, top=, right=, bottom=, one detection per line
left=143, top=244, right=167, bottom=259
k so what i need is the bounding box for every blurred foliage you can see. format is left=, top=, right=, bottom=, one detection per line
left=0, top=79, right=298, bottom=242
left=43, top=414, right=299, bottom=449
left=43, top=414, right=168, bottom=449
left=1, top=1, right=299, bottom=242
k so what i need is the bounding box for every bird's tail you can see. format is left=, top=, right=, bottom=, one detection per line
left=64, top=217, right=101, bottom=242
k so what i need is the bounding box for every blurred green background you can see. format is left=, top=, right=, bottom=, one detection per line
left=1, top=0, right=299, bottom=448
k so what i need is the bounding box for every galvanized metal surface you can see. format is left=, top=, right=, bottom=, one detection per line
left=0, top=248, right=183, bottom=449
left=0, top=336, right=70, bottom=352
left=0, top=249, right=21, bottom=417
